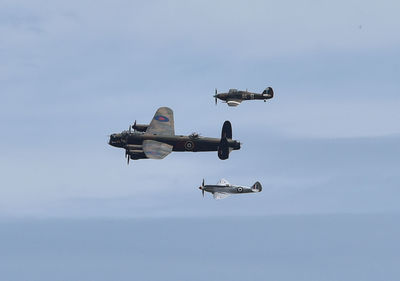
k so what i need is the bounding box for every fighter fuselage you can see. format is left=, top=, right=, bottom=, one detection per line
left=200, top=184, right=254, bottom=194
left=214, top=87, right=274, bottom=106
left=216, top=92, right=268, bottom=101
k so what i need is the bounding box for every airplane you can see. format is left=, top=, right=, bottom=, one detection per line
left=108, top=107, right=241, bottom=163
left=198, top=178, right=262, bottom=199
left=214, top=87, right=274, bottom=107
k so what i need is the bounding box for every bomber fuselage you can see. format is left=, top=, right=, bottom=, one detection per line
left=109, top=131, right=240, bottom=152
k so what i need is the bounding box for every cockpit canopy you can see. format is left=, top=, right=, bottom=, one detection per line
left=228, top=89, right=238, bottom=93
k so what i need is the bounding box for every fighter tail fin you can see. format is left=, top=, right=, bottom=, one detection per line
left=251, top=181, right=262, bottom=192
left=262, top=87, right=274, bottom=98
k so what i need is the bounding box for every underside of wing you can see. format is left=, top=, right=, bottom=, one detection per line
left=217, top=178, right=230, bottom=186
left=213, top=192, right=231, bottom=200
left=142, top=140, right=173, bottom=159
left=226, top=99, right=242, bottom=107
left=146, top=107, right=174, bottom=135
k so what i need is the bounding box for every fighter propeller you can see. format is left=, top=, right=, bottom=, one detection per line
left=199, top=179, right=205, bottom=197
left=214, top=89, right=218, bottom=105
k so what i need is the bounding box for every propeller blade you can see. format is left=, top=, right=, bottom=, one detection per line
left=202, top=179, right=205, bottom=187
left=202, top=189, right=204, bottom=197
left=127, top=156, right=130, bottom=165
left=129, top=125, right=132, bottom=134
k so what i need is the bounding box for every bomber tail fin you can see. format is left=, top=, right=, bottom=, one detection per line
left=218, top=121, right=232, bottom=160
left=221, top=120, right=232, bottom=139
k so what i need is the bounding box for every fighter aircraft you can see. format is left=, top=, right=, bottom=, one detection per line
left=198, top=179, right=262, bottom=199
left=108, top=107, right=241, bottom=163
left=214, top=87, right=274, bottom=107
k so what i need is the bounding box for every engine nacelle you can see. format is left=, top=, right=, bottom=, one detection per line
left=127, top=149, right=147, bottom=160
left=125, top=144, right=142, bottom=150
left=132, top=123, right=149, bottom=132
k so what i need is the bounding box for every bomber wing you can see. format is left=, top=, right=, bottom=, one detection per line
left=146, top=107, right=175, bottom=136
left=142, top=140, right=173, bottom=159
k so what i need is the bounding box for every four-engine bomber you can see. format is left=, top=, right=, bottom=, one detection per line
left=109, top=107, right=240, bottom=163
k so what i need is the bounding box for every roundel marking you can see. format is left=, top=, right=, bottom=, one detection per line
left=237, top=187, right=243, bottom=193
left=154, top=115, right=169, bottom=122
left=185, top=141, right=194, bottom=151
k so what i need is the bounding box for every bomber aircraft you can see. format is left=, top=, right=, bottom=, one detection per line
left=214, top=87, right=274, bottom=107
left=108, top=107, right=241, bottom=163
left=199, top=179, right=262, bottom=199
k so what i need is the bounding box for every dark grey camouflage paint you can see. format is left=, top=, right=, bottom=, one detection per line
left=108, top=107, right=240, bottom=162
left=214, top=87, right=274, bottom=106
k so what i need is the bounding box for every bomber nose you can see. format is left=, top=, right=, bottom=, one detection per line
left=108, top=134, right=114, bottom=144
left=109, top=134, right=119, bottom=146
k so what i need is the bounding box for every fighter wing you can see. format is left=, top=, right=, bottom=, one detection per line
left=213, top=192, right=231, bottom=200
left=226, top=99, right=242, bottom=107
left=217, top=178, right=230, bottom=186
left=146, top=107, right=174, bottom=136
left=142, top=140, right=173, bottom=159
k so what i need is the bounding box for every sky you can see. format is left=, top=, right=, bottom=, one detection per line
left=2, top=1, right=400, bottom=280
left=1, top=0, right=400, bottom=218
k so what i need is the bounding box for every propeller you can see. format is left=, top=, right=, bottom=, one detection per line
left=125, top=149, right=130, bottom=165
left=214, top=89, right=218, bottom=105
left=133, top=120, right=137, bottom=131
left=199, top=179, right=205, bottom=197
left=129, top=125, right=132, bottom=134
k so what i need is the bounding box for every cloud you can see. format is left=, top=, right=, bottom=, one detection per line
left=1, top=0, right=400, bottom=218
